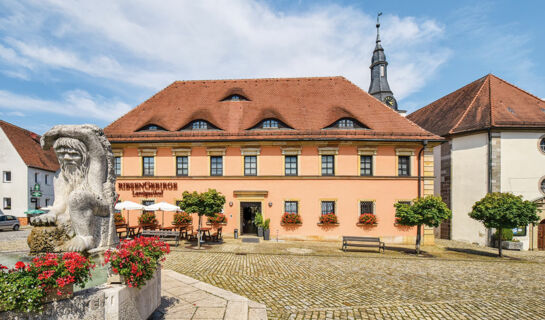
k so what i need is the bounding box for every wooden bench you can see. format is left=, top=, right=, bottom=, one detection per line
left=141, top=230, right=180, bottom=247
left=342, top=236, right=385, bottom=253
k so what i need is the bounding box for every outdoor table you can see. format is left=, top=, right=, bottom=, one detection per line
left=159, top=226, right=178, bottom=231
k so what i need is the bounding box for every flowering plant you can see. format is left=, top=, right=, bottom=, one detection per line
left=0, top=252, right=94, bottom=313
left=139, top=212, right=158, bottom=225
left=281, top=213, right=302, bottom=225
left=208, top=213, right=227, bottom=224
left=359, top=213, right=377, bottom=225
left=172, top=212, right=192, bottom=225
left=105, top=237, right=170, bottom=288
left=319, top=213, right=338, bottom=225
left=114, top=212, right=126, bottom=224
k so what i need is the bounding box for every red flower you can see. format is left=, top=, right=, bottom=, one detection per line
left=0, top=264, right=7, bottom=270
left=15, top=261, right=26, bottom=270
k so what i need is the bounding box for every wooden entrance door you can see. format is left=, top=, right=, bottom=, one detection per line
left=538, top=222, right=545, bottom=250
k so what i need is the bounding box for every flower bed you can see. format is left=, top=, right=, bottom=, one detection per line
left=172, top=212, right=192, bottom=225
left=114, top=212, right=126, bottom=224
left=139, top=212, right=158, bottom=225
left=281, top=213, right=302, bottom=225
left=105, top=237, right=170, bottom=288
left=208, top=213, right=227, bottom=224
left=358, top=213, right=377, bottom=225
left=0, top=252, right=94, bottom=313
left=319, top=213, right=338, bottom=225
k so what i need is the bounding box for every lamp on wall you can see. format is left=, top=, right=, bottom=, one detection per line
left=268, top=202, right=273, bottom=207
left=229, top=201, right=233, bottom=207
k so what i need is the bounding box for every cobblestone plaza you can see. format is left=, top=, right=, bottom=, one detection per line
left=2, top=230, right=545, bottom=319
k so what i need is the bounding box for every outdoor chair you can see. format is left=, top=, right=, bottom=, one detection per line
left=211, top=227, right=222, bottom=242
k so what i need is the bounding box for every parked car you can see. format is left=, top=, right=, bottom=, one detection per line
left=0, top=215, right=20, bottom=231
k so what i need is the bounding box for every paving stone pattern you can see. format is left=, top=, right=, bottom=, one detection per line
left=164, top=243, right=545, bottom=319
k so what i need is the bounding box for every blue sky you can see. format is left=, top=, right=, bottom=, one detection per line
left=0, top=0, right=544, bottom=134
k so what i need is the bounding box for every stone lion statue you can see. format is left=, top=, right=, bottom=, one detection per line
left=31, top=124, right=118, bottom=252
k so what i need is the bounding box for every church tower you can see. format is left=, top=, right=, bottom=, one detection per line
left=368, top=13, right=398, bottom=111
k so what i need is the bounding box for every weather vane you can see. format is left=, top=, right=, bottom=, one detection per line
left=377, top=12, right=382, bottom=28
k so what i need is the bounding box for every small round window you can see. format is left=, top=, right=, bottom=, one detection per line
left=540, top=137, right=545, bottom=154
left=541, top=178, right=545, bottom=195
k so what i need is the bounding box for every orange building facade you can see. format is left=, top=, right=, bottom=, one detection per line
left=105, top=77, right=442, bottom=244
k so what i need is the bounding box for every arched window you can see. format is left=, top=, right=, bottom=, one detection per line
left=338, top=119, right=354, bottom=128
left=325, top=118, right=368, bottom=129
left=262, top=119, right=279, bottom=129
left=221, top=94, right=249, bottom=101
left=539, top=136, right=545, bottom=154
left=137, top=124, right=167, bottom=132
left=541, top=178, right=545, bottom=195
left=180, top=120, right=220, bottom=131
left=192, top=120, right=208, bottom=130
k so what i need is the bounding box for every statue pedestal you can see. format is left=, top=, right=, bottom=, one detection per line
left=27, top=226, right=71, bottom=253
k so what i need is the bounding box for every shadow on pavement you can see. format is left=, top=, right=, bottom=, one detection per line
left=445, top=247, right=520, bottom=260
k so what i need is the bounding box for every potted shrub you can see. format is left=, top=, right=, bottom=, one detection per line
left=139, top=212, right=158, bottom=225
left=208, top=213, right=227, bottom=225
left=263, top=218, right=271, bottom=240
left=172, top=212, right=192, bottom=226
left=319, top=213, right=338, bottom=225
left=358, top=213, right=377, bottom=225
left=114, top=212, right=126, bottom=225
left=105, top=236, right=170, bottom=288
left=281, top=213, right=302, bottom=225
left=254, top=212, right=264, bottom=237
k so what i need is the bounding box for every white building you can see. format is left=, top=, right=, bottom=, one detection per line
left=0, top=120, right=59, bottom=224
left=408, top=74, right=545, bottom=250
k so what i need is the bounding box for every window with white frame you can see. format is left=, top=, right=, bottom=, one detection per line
left=360, top=201, right=374, bottom=215
left=321, top=155, right=335, bottom=176
left=321, top=201, right=335, bottom=215
left=285, top=156, right=298, bottom=176
left=285, top=201, right=298, bottom=214
left=114, top=157, right=121, bottom=176
left=244, top=156, right=257, bottom=176
left=360, top=155, right=373, bottom=176
left=398, top=156, right=410, bottom=176
left=2, top=171, right=11, bottom=182
left=142, top=156, right=154, bottom=176
left=210, top=156, right=223, bottom=176
left=176, top=156, right=189, bottom=176
left=3, top=197, right=11, bottom=210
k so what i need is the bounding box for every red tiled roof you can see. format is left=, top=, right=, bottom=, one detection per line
left=0, top=120, right=59, bottom=172
left=408, top=74, right=545, bottom=136
left=104, top=76, right=442, bottom=142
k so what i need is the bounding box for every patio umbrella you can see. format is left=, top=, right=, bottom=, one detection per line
left=114, top=201, right=144, bottom=225
left=143, top=202, right=180, bottom=226
left=25, top=209, right=45, bottom=215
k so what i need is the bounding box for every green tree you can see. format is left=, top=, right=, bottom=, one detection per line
left=469, top=192, right=539, bottom=257
left=179, top=189, right=226, bottom=248
left=395, top=195, right=452, bottom=255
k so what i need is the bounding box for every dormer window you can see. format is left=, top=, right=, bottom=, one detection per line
left=192, top=120, right=208, bottom=130
left=263, top=119, right=279, bottom=129
left=338, top=119, right=354, bottom=128
left=221, top=94, right=249, bottom=102
left=137, top=124, right=167, bottom=132
left=249, top=118, right=291, bottom=130
left=181, top=120, right=220, bottom=131
left=325, top=118, right=368, bottom=129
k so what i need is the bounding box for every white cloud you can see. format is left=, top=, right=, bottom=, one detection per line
left=0, top=1, right=450, bottom=100
left=0, top=90, right=132, bottom=121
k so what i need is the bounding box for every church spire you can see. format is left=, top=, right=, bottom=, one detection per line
left=368, top=12, right=398, bottom=111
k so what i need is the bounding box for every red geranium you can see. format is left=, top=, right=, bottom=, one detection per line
left=319, top=213, right=338, bottom=225
left=105, top=236, right=170, bottom=288
left=359, top=213, right=377, bottom=225
left=15, top=261, right=26, bottom=270
left=281, top=213, right=302, bottom=225
left=208, top=213, right=227, bottom=224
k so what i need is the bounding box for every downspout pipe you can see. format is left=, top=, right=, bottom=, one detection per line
left=487, top=129, right=492, bottom=194
left=417, top=140, right=428, bottom=199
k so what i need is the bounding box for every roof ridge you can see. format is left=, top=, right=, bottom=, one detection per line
left=489, top=73, right=545, bottom=103
left=339, top=78, right=437, bottom=137
left=450, top=75, right=491, bottom=134
left=173, top=76, right=346, bottom=84
left=410, top=75, right=489, bottom=119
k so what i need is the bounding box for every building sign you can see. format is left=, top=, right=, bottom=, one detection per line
left=118, top=182, right=178, bottom=198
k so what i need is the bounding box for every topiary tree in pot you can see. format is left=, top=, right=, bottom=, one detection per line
left=263, top=218, right=271, bottom=240
left=469, top=192, right=539, bottom=257
left=254, top=212, right=264, bottom=237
